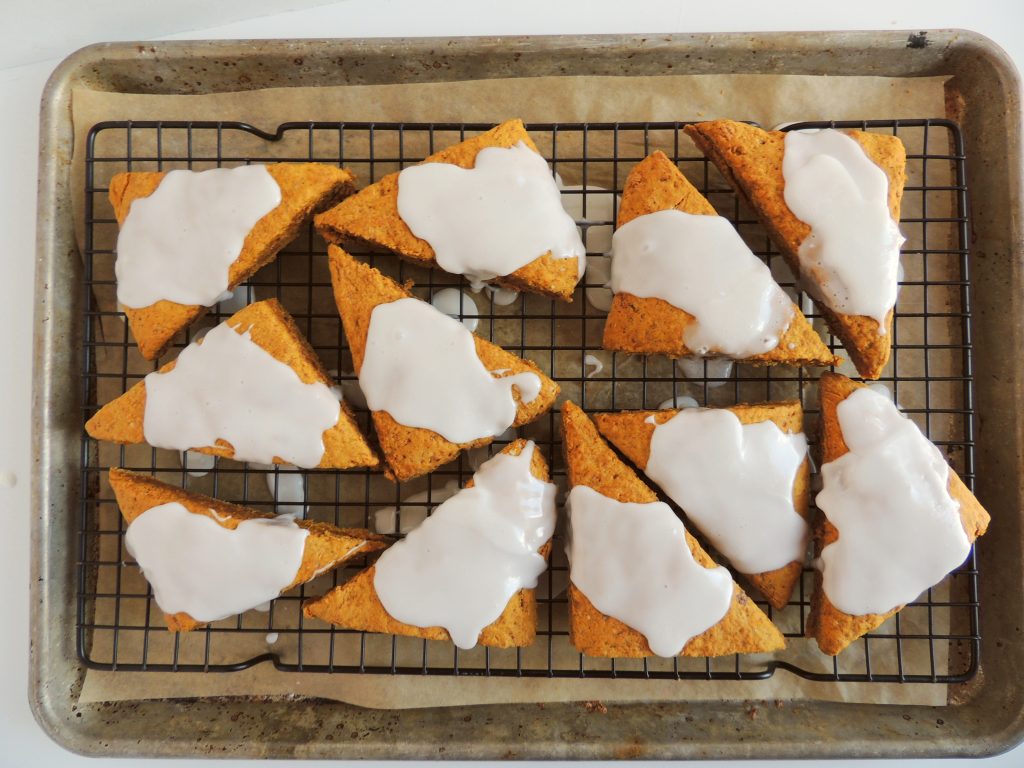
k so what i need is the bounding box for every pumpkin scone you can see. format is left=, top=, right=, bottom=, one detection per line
left=86, top=299, right=378, bottom=470
left=303, top=439, right=556, bottom=649
left=685, top=120, right=906, bottom=379
left=604, top=151, right=836, bottom=367
left=109, top=468, right=388, bottom=632
left=328, top=246, right=559, bottom=482
left=315, top=118, right=585, bottom=301
left=561, top=401, right=785, bottom=658
left=111, top=163, right=356, bottom=360
left=594, top=400, right=810, bottom=610
left=808, top=373, right=990, bottom=655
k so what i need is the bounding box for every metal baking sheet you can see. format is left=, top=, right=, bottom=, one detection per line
left=31, top=32, right=1024, bottom=759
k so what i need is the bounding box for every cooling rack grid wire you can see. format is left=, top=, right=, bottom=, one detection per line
left=79, top=118, right=977, bottom=682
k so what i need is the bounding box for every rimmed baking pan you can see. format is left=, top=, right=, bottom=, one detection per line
left=31, top=32, right=1024, bottom=759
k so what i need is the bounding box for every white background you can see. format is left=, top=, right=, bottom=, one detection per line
left=1, top=0, right=1021, bottom=765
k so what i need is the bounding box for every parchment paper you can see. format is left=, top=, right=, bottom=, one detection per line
left=70, top=72, right=964, bottom=710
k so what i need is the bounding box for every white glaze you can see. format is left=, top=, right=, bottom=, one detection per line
left=782, top=129, right=904, bottom=329
left=560, top=184, right=617, bottom=312
left=559, top=184, right=616, bottom=252
left=864, top=382, right=903, bottom=412
left=465, top=429, right=518, bottom=471
left=373, top=505, right=429, bottom=536
left=484, top=285, right=521, bottom=306
left=816, top=387, right=968, bottom=615
left=143, top=319, right=341, bottom=467
left=373, top=444, right=557, bottom=649
left=465, top=446, right=491, bottom=471
left=584, top=254, right=614, bottom=313
left=677, top=357, right=734, bottom=388
left=124, top=501, right=308, bottom=622
left=800, top=292, right=816, bottom=319
left=115, top=165, right=281, bottom=309
left=656, top=394, right=700, bottom=412
left=584, top=354, right=604, bottom=379
left=565, top=485, right=733, bottom=657
left=396, top=142, right=586, bottom=291
left=266, top=466, right=306, bottom=519
left=867, top=382, right=893, bottom=401
left=359, top=297, right=541, bottom=444
left=537, top=567, right=570, bottom=602
left=611, top=209, right=794, bottom=357
left=430, top=287, right=480, bottom=332
left=334, top=369, right=368, bottom=411
left=497, top=425, right=519, bottom=441
left=265, top=632, right=279, bottom=645
left=179, top=450, right=215, bottom=477
left=643, top=408, right=809, bottom=574
left=216, top=283, right=255, bottom=314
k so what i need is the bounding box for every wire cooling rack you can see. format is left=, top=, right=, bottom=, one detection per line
left=79, top=118, right=978, bottom=683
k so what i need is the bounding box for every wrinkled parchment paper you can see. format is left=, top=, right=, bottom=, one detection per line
left=69, top=72, right=965, bottom=710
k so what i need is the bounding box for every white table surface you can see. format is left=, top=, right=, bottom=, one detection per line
left=2, top=0, right=1022, bottom=764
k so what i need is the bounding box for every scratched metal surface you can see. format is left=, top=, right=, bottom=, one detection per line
left=31, top=32, right=1024, bottom=759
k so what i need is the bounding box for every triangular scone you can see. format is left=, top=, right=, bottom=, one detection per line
left=603, top=151, right=837, bottom=367
left=303, top=439, right=551, bottom=648
left=684, top=121, right=906, bottom=379
left=561, top=401, right=785, bottom=657
left=808, top=373, right=990, bottom=655
left=108, top=468, right=389, bottom=632
left=314, top=118, right=580, bottom=301
left=593, top=401, right=809, bottom=610
left=110, top=163, right=356, bottom=360
left=328, top=245, right=560, bottom=481
left=86, top=298, right=379, bottom=470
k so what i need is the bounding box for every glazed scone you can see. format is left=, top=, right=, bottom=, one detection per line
left=109, top=468, right=388, bottom=632
left=328, top=245, right=559, bottom=482
left=562, top=401, right=785, bottom=658
left=86, top=298, right=379, bottom=470
left=808, top=373, right=990, bottom=655
left=315, top=119, right=583, bottom=301
left=303, top=440, right=553, bottom=649
left=110, top=163, right=356, bottom=360
left=604, top=151, right=837, bottom=367
left=594, top=400, right=810, bottom=610
left=684, top=121, right=906, bottom=379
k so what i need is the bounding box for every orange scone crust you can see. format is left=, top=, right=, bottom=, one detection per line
left=602, top=150, right=837, bottom=366
left=593, top=401, right=809, bottom=609
left=108, top=467, right=388, bottom=632
left=684, top=121, right=905, bottom=379
left=302, top=440, right=551, bottom=649
left=85, top=299, right=378, bottom=470
left=561, top=401, right=785, bottom=657
left=807, top=373, right=990, bottom=654
left=315, top=119, right=579, bottom=301
left=110, top=163, right=356, bottom=359
left=328, top=246, right=559, bottom=481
